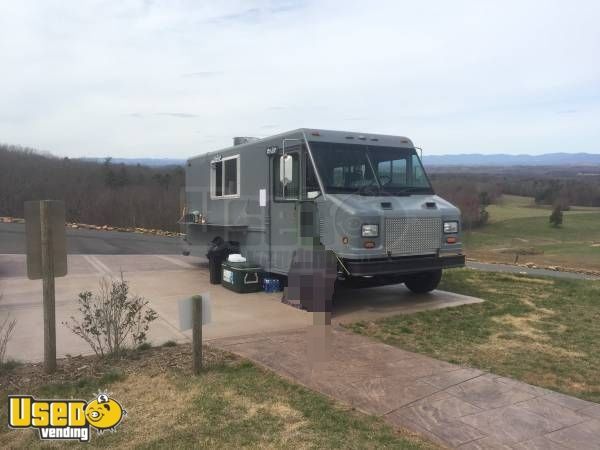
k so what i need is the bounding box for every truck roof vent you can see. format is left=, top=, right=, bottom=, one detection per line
left=233, top=136, right=259, bottom=146
left=425, top=201, right=437, bottom=208
left=381, top=202, right=392, bottom=210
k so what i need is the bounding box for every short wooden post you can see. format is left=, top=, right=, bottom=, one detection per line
left=192, top=295, right=203, bottom=374
left=40, top=200, right=57, bottom=373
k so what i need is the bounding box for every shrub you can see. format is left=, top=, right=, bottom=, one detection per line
left=549, top=205, right=564, bottom=227
left=0, top=293, right=17, bottom=367
left=64, top=274, right=157, bottom=358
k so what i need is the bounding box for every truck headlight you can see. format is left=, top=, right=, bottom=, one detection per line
left=361, top=224, right=379, bottom=237
left=443, top=221, right=459, bottom=234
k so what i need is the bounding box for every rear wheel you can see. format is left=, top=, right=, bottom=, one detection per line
left=404, top=269, right=442, bottom=294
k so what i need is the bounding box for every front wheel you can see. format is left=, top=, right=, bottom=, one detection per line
left=404, top=269, right=442, bottom=294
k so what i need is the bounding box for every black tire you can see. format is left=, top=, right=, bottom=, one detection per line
left=404, top=269, right=442, bottom=294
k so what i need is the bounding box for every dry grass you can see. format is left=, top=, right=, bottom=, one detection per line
left=348, top=269, right=600, bottom=402
left=0, top=344, right=434, bottom=449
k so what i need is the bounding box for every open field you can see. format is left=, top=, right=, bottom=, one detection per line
left=347, top=269, right=600, bottom=403
left=0, top=344, right=434, bottom=449
left=464, top=195, right=600, bottom=271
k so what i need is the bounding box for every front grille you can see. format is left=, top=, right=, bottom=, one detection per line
left=385, top=217, right=442, bottom=256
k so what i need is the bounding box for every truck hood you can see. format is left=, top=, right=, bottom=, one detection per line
left=322, top=193, right=460, bottom=218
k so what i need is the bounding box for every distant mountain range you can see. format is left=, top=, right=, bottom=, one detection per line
left=82, top=153, right=600, bottom=167
left=422, top=152, right=600, bottom=166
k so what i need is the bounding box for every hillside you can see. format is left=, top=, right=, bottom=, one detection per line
left=0, top=145, right=184, bottom=231
left=423, top=152, right=600, bottom=166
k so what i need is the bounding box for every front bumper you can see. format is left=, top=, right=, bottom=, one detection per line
left=341, top=254, right=465, bottom=277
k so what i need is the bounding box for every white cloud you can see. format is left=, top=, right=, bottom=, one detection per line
left=0, top=0, right=599, bottom=157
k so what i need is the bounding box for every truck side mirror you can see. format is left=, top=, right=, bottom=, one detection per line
left=280, top=154, right=294, bottom=186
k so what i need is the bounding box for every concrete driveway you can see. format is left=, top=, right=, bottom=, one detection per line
left=0, top=254, right=482, bottom=363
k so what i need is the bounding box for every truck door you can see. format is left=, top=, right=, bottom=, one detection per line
left=270, top=148, right=301, bottom=273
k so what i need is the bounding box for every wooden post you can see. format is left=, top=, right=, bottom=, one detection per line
left=192, top=295, right=203, bottom=374
left=40, top=200, right=56, bottom=373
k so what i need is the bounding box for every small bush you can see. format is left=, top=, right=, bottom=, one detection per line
left=0, top=293, right=17, bottom=366
left=0, top=358, right=21, bottom=373
left=137, top=342, right=152, bottom=351
left=162, top=340, right=177, bottom=347
left=549, top=205, right=564, bottom=227
left=64, top=274, right=158, bottom=358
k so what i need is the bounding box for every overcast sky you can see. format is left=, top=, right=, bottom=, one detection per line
left=1, top=0, right=599, bottom=158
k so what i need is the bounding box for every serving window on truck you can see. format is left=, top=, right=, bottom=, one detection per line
left=211, top=154, right=240, bottom=199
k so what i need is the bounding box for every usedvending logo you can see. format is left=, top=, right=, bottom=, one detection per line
left=8, top=392, right=126, bottom=442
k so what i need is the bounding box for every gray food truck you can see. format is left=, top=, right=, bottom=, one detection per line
left=182, top=128, right=465, bottom=294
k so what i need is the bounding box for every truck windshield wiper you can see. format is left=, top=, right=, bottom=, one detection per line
left=389, top=186, right=433, bottom=195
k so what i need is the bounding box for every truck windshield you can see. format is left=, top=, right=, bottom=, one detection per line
left=309, top=142, right=433, bottom=195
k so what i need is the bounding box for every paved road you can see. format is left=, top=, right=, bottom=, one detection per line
left=467, top=261, right=600, bottom=281
left=0, top=223, right=181, bottom=255
left=2, top=223, right=597, bottom=280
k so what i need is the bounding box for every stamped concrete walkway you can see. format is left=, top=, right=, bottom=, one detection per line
left=212, top=327, right=600, bottom=449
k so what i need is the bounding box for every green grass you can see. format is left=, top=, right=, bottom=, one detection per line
left=486, top=195, right=600, bottom=223
left=0, top=351, right=433, bottom=449
left=347, top=269, right=600, bottom=402
left=37, top=369, right=127, bottom=398
left=465, top=195, right=600, bottom=270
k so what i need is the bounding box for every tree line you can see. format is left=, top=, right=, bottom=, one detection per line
left=0, top=144, right=185, bottom=231
left=2, top=144, right=598, bottom=233
left=429, top=166, right=600, bottom=228
left=429, top=173, right=502, bottom=230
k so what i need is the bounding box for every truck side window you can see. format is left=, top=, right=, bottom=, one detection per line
left=211, top=155, right=240, bottom=198
left=411, top=154, right=429, bottom=187
left=214, top=161, right=223, bottom=196
left=224, top=158, right=237, bottom=195
left=274, top=153, right=299, bottom=200
left=305, top=153, right=321, bottom=199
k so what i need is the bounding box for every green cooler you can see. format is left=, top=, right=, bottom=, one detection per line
left=221, top=261, right=263, bottom=293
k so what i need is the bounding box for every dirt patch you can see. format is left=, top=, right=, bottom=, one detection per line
left=220, top=387, right=309, bottom=440
left=493, top=313, right=549, bottom=341
left=498, top=275, right=555, bottom=285
left=484, top=304, right=583, bottom=361
left=479, top=334, right=585, bottom=360
left=109, top=373, right=202, bottom=448
left=482, top=289, right=583, bottom=361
